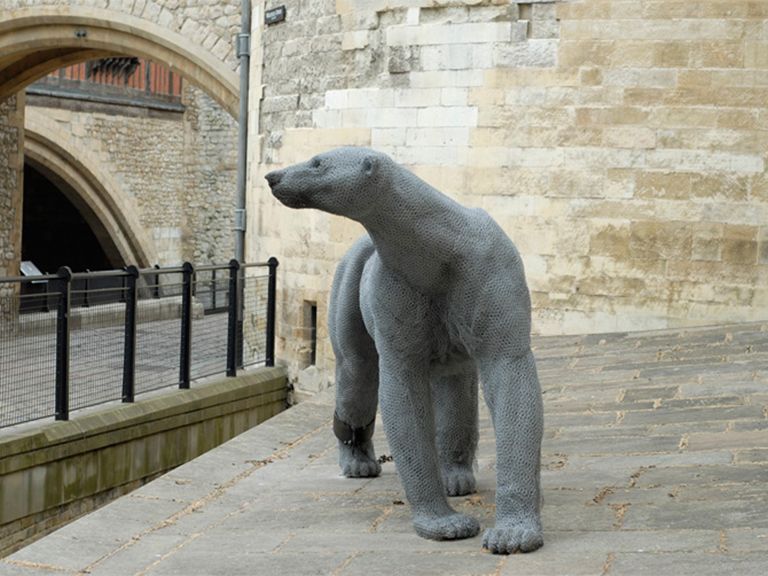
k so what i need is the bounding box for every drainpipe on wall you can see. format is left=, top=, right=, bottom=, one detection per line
left=234, top=0, right=251, bottom=263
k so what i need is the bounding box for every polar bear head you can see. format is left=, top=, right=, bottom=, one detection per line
left=265, top=147, right=386, bottom=220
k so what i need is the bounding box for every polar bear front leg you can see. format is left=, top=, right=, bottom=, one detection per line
left=334, top=353, right=381, bottom=478
left=378, top=353, right=480, bottom=541
left=478, top=350, right=544, bottom=554
left=330, top=236, right=381, bottom=478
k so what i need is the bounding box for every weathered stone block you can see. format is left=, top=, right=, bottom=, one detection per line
left=603, top=126, right=656, bottom=149
left=494, top=39, right=558, bottom=68
left=636, top=172, right=691, bottom=200
left=589, top=221, right=631, bottom=260
left=722, top=225, right=758, bottom=265
left=691, top=174, right=749, bottom=202
left=759, top=228, right=768, bottom=265
left=387, top=46, right=416, bottom=74
left=342, top=30, right=370, bottom=50
left=630, top=221, right=692, bottom=261
left=691, top=223, right=724, bottom=262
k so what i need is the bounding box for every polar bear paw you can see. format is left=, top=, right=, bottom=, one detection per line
left=482, top=522, right=543, bottom=554
left=413, top=511, right=481, bottom=541
left=442, top=465, right=477, bottom=496
left=338, top=440, right=381, bottom=478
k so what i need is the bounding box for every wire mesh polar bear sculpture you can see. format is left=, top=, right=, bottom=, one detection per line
left=266, top=147, right=543, bottom=554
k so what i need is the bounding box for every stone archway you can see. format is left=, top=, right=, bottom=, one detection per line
left=24, top=110, right=157, bottom=268
left=0, top=6, right=239, bottom=116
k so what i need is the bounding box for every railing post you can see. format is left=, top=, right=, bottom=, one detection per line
left=153, top=264, right=161, bottom=299
left=179, top=262, right=194, bottom=389
left=54, top=266, right=72, bottom=421
left=226, top=259, right=240, bottom=377
left=122, top=266, right=139, bottom=403
left=82, top=269, right=91, bottom=308
left=211, top=268, right=217, bottom=311
left=265, top=257, right=278, bottom=368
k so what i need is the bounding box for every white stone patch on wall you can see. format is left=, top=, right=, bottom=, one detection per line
left=420, top=44, right=495, bottom=71
left=371, top=128, right=406, bottom=147
left=386, top=22, right=524, bottom=46
left=405, top=127, right=470, bottom=147
left=394, top=88, right=440, bottom=107
left=416, top=106, right=477, bottom=127
left=153, top=227, right=183, bottom=265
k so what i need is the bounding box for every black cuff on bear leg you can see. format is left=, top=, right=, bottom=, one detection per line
left=333, top=411, right=375, bottom=446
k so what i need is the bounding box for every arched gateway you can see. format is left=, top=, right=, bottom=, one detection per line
left=24, top=110, right=157, bottom=268
left=0, top=3, right=243, bottom=279
left=0, top=6, right=239, bottom=114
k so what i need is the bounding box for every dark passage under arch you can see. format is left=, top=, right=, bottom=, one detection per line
left=22, top=163, right=119, bottom=274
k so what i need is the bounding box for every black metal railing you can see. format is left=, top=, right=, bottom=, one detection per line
left=0, top=259, right=278, bottom=428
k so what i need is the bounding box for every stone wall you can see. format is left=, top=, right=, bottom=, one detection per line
left=27, top=85, right=237, bottom=267
left=182, top=88, right=238, bottom=264
left=249, top=0, right=768, bottom=390
left=0, top=95, right=24, bottom=316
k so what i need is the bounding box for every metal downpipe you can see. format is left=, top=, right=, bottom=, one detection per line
left=235, top=0, right=251, bottom=263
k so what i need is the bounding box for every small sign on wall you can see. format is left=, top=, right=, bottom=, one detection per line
left=265, top=6, right=286, bottom=26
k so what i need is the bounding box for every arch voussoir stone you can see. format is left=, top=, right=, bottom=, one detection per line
left=0, top=6, right=239, bottom=116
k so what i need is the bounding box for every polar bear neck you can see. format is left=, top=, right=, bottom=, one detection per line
left=357, top=167, right=470, bottom=294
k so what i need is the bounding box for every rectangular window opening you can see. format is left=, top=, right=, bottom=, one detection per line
left=302, top=301, right=318, bottom=367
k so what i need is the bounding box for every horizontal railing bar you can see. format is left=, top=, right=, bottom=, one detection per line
left=1, top=262, right=272, bottom=284
left=0, top=274, right=59, bottom=284
left=193, top=264, right=231, bottom=273
left=138, top=266, right=185, bottom=276
left=70, top=269, right=131, bottom=280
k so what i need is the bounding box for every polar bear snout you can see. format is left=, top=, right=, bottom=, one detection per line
left=266, top=169, right=312, bottom=209
left=265, top=169, right=283, bottom=188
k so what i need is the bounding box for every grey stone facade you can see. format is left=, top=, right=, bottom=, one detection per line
left=0, top=95, right=23, bottom=282
left=26, top=85, right=237, bottom=268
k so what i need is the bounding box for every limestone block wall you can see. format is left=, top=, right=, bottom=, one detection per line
left=0, top=95, right=24, bottom=309
left=28, top=85, right=237, bottom=267
left=249, top=0, right=768, bottom=389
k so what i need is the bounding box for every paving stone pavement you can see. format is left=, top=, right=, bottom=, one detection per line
left=2, top=322, right=767, bottom=575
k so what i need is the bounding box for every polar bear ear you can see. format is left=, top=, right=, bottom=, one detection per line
left=362, top=155, right=378, bottom=177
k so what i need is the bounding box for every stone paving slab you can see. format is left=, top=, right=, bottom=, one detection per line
left=2, top=322, right=767, bottom=575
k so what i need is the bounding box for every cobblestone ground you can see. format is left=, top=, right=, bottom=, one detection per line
left=2, top=322, right=767, bottom=575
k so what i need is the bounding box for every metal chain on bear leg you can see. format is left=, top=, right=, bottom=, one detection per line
left=333, top=411, right=375, bottom=446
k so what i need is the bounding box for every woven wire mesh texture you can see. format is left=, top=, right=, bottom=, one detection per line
left=242, top=273, right=269, bottom=367
left=0, top=287, right=58, bottom=427
left=134, top=272, right=183, bottom=395
left=190, top=269, right=228, bottom=381
left=68, top=285, right=126, bottom=411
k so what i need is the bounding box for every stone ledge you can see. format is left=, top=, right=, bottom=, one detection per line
left=0, top=366, right=288, bottom=556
